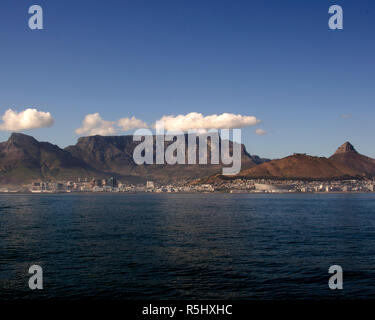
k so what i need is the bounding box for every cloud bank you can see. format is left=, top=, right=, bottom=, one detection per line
left=0, top=108, right=54, bottom=131
left=75, top=112, right=261, bottom=136
left=155, top=112, right=260, bottom=132
left=75, top=113, right=148, bottom=136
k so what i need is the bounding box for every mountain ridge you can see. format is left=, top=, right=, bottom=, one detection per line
left=201, top=141, right=375, bottom=183
left=0, top=133, right=266, bottom=184
left=1, top=134, right=374, bottom=185
left=0, top=133, right=97, bottom=184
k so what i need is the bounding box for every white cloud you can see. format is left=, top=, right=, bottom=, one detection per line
left=0, top=108, right=54, bottom=131
left=75, top=114, right=148, bottom=136
left=75, top=113, right=116, bottom=136
left=118, top=116, right=148, bottom=131
left=255, top=129, right=267, bottom=135
left=155, top=112, right=260, bottom=132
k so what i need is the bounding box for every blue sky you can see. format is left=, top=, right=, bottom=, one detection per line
left=0, top=0, right=374, bottom=159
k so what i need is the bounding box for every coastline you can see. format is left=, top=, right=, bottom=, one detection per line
left=1, top=191, right=374, bottom=195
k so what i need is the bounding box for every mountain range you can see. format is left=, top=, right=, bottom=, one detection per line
left=0, top=133, right=265, bottom=184
left=0, top=133, right=374, bottom=185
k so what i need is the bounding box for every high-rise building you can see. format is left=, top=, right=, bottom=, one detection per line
left=108, top=177, right=117, bottom=188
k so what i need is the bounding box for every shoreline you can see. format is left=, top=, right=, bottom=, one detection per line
left=0, top=191, right=374, bottom=195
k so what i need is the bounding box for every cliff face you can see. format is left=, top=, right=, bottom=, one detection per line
left=65, top=135, right=137, bottom=172
left=0, top=133, right=265, bottom=184
left=65, top=134, right=265, bottom=182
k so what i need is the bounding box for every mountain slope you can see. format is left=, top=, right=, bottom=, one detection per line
left=0, top=133, right=96, bottom=183
left=202, top=142, right=374, bottom=183
left=329, top=142, right=375, bottom=176
left=236, top=153, right=361, bottom=180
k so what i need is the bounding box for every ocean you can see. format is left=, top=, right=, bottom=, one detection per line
left=1, top=193, right=375, bottom=300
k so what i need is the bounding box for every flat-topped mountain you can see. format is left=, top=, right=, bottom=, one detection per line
left=65, top=134, right=265, bottom=182
left=66, top=134, right=266, bottom=170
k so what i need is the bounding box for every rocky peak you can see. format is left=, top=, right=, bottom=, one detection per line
left=5, top=132, right=39, bottom=149
left=334, top=142, right=358, bottom=155
left=8, top=132, right=38, bottom=142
